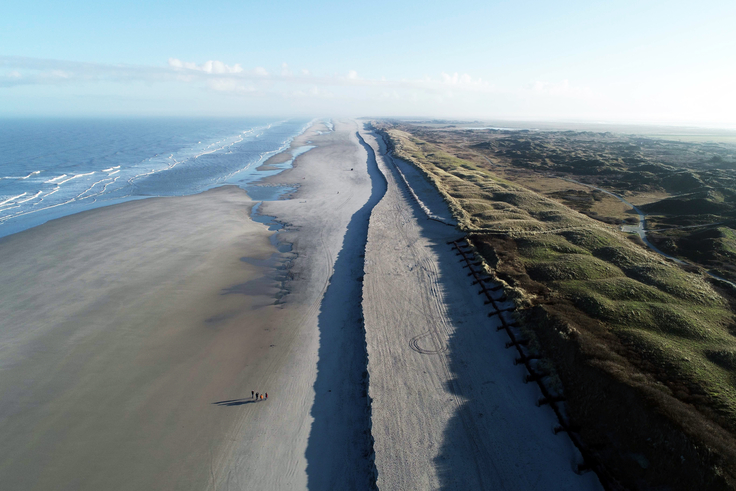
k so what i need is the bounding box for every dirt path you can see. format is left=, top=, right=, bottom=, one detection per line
left=560, top=176, right=688, bottom=264
left=361, top=124, right=602, bottom=490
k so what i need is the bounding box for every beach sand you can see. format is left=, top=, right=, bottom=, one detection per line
left=0, top=120, right=379, bottom=490
left=0, top=118, right=604, bottom=490
left=206, top=120, right=379, bottom=489
left=0, top=186, right=288, bottom=490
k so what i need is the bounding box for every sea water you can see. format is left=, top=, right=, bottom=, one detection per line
left=0, top=117, right=313, bottom=238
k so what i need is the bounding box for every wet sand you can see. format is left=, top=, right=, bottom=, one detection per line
left=0, top=186, right=295, bottom=490
left=0, top=120, right=379, bottom=490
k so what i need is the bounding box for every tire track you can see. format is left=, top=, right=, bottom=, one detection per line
left=363, top=126, right=506, bottom=488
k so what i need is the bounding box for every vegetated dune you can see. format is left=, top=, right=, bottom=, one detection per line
left=376, top=122, right=736, bottom=490
left=641, top=195, right=731, bottom=215
left=456, top=125, right=736, bottom=283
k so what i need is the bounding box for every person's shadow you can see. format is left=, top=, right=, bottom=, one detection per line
left=212, top=398, right=259, bottom=407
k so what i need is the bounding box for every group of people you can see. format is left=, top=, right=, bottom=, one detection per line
left=252, top=390, right=268, bottom=401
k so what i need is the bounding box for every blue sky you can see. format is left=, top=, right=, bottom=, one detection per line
left=2, top=0, right=735, bottom=126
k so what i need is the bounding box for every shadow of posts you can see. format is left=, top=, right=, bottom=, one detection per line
left=368, top=129, right=591, bottom=489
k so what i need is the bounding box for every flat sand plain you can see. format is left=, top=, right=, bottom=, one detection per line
left=0, top=186, right=281, bottom=489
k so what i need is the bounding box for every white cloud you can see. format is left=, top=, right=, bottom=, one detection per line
left=378, top=90, right=401, bottom=100
left=398, top=72, right=495, bottom=94
left=168, top=58, right=243, bottom=74
left=4, top=55, right=733, bottom=127
left=283, top=85, right=335, bottom=100
left=440, top=72, right=485, bottom=88
left=0, top=56, right=586, bottom=105
left=0, top=57, right=165, bottom=87
left=50, top=70, right=71, bottom=79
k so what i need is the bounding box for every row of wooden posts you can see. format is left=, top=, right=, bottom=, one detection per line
left=449, top=237, right=619, bottom=490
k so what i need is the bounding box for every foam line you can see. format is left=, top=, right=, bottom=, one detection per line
left=57, top=172, right=95, bottom=185
left=2, top=171, right=41, bottom=180
left=0, top=193, right=27, bottom=207
left=77, top=177, right=113, bottom=199
left=19, top=171, right=41, bottom=179
left=17, top=191, right=43, bottom=204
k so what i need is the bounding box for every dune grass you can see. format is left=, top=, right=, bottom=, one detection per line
left=379, top=124, right=736, bottom=486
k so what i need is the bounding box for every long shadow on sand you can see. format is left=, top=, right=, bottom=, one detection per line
left=425, top=225, right=587, bottom=489
left=304, top=131, right=386, bottom=490
left=212, top=398, right=261, bottom=407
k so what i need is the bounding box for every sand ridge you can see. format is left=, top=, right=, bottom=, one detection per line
left=206, top=119, right=380, bottom=489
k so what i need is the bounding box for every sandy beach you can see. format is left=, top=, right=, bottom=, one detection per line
left=0, top=119, right=602, bottom=490
left=0, top=120, right=379, bottom=490
left=206, top=120, right=380, bottom=489
left=0, top=186, right=283, bottom=489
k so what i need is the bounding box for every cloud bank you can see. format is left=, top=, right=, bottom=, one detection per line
left=0, top=56, right=514, bottom=96
left=1, top=55, right=732, bottom=127
left=168, top=58, right=244, bottom=74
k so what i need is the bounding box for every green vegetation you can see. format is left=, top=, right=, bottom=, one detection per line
left=401, top=122, right=736, bottom=282
left=377, top=122, right=736, bottom=488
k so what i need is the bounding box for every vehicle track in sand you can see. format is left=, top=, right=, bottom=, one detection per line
left=368, top=129, right=503, bottom=488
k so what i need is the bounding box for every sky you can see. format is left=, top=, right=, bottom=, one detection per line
left=1, top=0, right=735, bottom=127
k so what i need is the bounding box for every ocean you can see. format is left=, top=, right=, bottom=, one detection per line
left=0, top=117, right=313, bottom=238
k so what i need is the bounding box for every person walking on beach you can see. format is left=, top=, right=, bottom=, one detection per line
left=252, top=390, right=254, bottom=399
left=255, top=392, right=259, bottom=401
left=265, top=393, right=268, bottom=400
